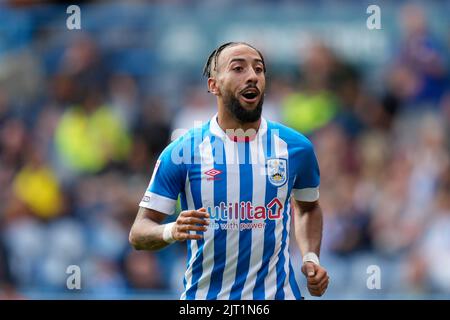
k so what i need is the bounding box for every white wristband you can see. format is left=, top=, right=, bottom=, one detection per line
left=302, top=252, right=320, bottom=266
left=162, top=222, right=176, bottom=244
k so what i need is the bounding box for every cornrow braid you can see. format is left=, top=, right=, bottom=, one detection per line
left=202, top=42, right=266, bottom=78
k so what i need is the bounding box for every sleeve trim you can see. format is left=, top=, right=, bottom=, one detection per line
left=139, top=191, right=177, bottom=215
left=292, top=187, right=320, bottom=202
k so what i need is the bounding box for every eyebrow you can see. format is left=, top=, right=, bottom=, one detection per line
left=229, top=58, right=264, bottom=65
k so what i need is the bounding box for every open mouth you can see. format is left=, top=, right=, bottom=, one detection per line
left=240, top=89, right=260, bottom=103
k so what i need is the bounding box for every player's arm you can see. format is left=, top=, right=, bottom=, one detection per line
left=294, top=199, right=323, bottom=257
left=129, top=133, right=210, bottom=250
left=129, top=207, right=210, bottom=251
left=293, top=198, right=329, bottom=297
left=291, top=137, right=329, bottom=297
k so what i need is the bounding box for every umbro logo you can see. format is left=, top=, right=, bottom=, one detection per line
left=205, top=169, right=222, bottom=181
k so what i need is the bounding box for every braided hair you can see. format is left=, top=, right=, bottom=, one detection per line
left=202, top=42, right=266, bottom=78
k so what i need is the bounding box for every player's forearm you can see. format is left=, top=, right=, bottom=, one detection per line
left=294, top=201, right=323, bottom=256
left=129, top=222, right=170, bottom=251
left=129, top=208, right=171, bottom=251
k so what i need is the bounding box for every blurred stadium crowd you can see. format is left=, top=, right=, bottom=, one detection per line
left=0, top=1, right=449, bottom=299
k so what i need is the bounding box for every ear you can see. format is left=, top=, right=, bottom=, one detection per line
left=207, top=77, right=220, bottom=96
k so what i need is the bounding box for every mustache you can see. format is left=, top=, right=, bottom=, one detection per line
left=239, top=84, right=260, bottom=95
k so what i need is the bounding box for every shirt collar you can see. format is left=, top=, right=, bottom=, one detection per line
left=209, top=113, right=268, bottom=142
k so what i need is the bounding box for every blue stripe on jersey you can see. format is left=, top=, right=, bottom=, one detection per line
left=185, top=125, right=208, bottom=300
left=289, top=260, right=302, bottom=299
left=253, top=129, right=277, bottom=299
left=229, top=141, right=253, bottom=299
left=206, top=137, right=227, bottom=299
left=275, top=199, right=290, bottom=299
left=179, top=192, right=188, bottom=213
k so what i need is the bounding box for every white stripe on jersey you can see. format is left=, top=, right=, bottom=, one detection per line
left=195, top=136, right=215, bottom=299
left=264, top=134, right=289, bottom=299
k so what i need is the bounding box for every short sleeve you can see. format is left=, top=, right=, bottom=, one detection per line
left=139, top=138, right=187, bottom=215
left=292, top=141, right=320, bottom=202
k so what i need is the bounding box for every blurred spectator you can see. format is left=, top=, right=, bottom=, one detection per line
left=281, top=42, right=339, bottom=134
left=54, top=87, right=131, bottom=176
left=12, top=145, right=64, bottom=220
left=58, top=34, right=106, bottom=91
left=387, top=4, right=448, bottom=108
left=408, top=163, right=450, bottom=293
left=0, top=49, right=44, bottom=117
left=108, top=73, right=140, bottom=130
left=135, top=95, right=172, bottom=158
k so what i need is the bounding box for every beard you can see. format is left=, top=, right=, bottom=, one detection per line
left=223, top=91, right=264, bottom=123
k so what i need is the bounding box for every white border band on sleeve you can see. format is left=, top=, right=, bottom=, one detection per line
left=292, top=187, right=320, bottom=202
left=139, top=191, right=177, bottom=215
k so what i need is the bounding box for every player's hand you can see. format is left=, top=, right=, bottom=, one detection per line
left=172, top=208, right=210, bottom=241
left=301, top=262, right=329, bottom=297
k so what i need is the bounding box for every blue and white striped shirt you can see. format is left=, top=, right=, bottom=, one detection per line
left=139, top=114, right=320, bottom=300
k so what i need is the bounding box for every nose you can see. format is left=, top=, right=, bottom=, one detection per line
left=245, top=68, right=259, bottom=85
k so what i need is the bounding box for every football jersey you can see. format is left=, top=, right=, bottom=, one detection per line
left=139, top=114, right=320, bottom=300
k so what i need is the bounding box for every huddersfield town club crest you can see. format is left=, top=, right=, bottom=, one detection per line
left=267, top=158, right=288, bottom=187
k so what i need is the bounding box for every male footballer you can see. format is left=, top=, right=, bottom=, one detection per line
left=129, top=42, right=329, bottom=299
